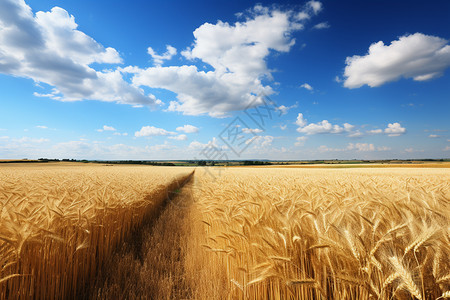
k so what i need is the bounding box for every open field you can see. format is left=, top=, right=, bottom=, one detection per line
left=233, top=162, right=450, bottom=169
left=1, top=164, right=449, bottom=299
left=187, top=167, right=450, bottom=299
left=0, top=163, right=194, bottom=299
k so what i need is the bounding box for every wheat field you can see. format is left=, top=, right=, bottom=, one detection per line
left=0, top=163, right=193, bottom=299
left=1, top=164, right=449, bottom=299
left=186, top=167, right=450, bottom=300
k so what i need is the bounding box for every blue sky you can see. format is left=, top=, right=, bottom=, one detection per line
left=0, top=0, right=449, bottom=160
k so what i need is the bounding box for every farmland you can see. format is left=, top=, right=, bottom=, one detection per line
left=0, top=163, right=194, bottom=299
left=1, top=163, right=449, bottom=299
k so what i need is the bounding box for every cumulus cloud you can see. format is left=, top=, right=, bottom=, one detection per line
left=103, top=125, right=115, bottom=131
left=277, top=103, right=297, bottom=115
left=168, top=134, right=188, bottom=141
left=384, top=122, right=406, bottom=137
left=348, top=130, right=363, bottom=138
left=242, top=128, right=263, bottom=134
left=295, top=115, right=406, bottom=138
left=307, top=1, right=322, bottom=15
left=128, top=4, right=321, bottom=116
left=318, top=143, right=389, bottom=152
left=367, top=129, right=383, bottom=134
left=295, top=113, right=307, bottom=127
left=113, top=132, right=128, bottom=136
left=313, top=22, right=329, bottom=29
left=297, top=120, right=353, bottom=135
left=188, top=137, right=224, bottom=151
left=150, top=141, right=175, bottom=151
left=147, top=45, right=177, bottom=66
left=251, top=135, right=274, bottom=147
left=0, top=0, right=159, bottom=106
left=343, top=123, right=355, bottom=131
left=429, top=134, right=440, bottom=138
left=295, top=113, right=355, bottom=136
left=13, top=137, right=49, bottom=143
left=295, top=136, right=308, bottom=146
left=347, top=143, right=375, bottom=152
left=135, top=126, right=176, bottom=137
left=366, top=123, right=406, bottom=137
left=300, top=83, right=313, bottom=91
left=97, top=125, right=116, bottom=132
left=343, top=33, right=450, bottom=88
left=176, top=125, right=199, bottom=133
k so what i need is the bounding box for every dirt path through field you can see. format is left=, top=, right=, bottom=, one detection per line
left=84, top=175, right=195, bottom=299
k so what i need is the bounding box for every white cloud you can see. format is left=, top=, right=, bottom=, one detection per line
left=377, top=146, right=391, bottom=151
left=242, top=128, right=263, bottom=134
left=313, top=22, right=329, bottom=29
left=367, top=129, right=383, bottom=134
left=343, top=33, right=450, bottom=88
left=347, top=143, right=375, bottom=152
left=103, top=125, right=116, bottom=131
left=252, top=135, right=274, bottom=147
left=279, top=124, right=287, bottom=130
left=295, top=113, right=355, bottom=136
left=429, top=134, right=440, bottom=138
left=384, top=122, right=406, bottom=137
left=295, top=136, right=308, bottom=146
left=277, top=103, right=297, bottom=115
left=0, top=0, right=159, bottom=106
left=317, top=145, right=333, bottom=152
left=13, top=137, right=49, bottom=143
left=113, top=132, right=128, bottom=136
left=307, top=1, right=322, bottom=15
left=294, top=1, right=322, bottom=21
left=168, top=134, right=188, bottom=141
left=295, top=113, right=307, bottom=127
left=300, top=83, right=313, bottom=91
left=343, top=123, right=355, bottom=131
left=149, top=141, right=174, bottom=151
left=366, top=124, right=406, bottom=137
left=176, top=124, right=199, bottom=133
left=147, top=45, right=177, bottom=66
left=36, top=125, right=48, bottom=129
left=443, top=146, right=450, bottom=151
left=188, top=140, right=206, bottom=150
left=129, top=5, right=319, bottom=116
left=348, top=130, right=363, bottom=138
left=295, top=12, right=310, bottom=21
left=405, top=147, right=424, bottom=153
left=97, top=125, right=116, bottom=132
left=188, top=137, right=224, bottom=151
left=297, top=120, right=348, bottom=135
left=319, top=143, right=388, bottom=153
left=135, top=126, right=176, bottom=137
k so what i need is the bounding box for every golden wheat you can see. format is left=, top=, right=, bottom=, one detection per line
left=0, top=163, right=193, bottom=299
left=186, top=167, right=450, bottom=299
